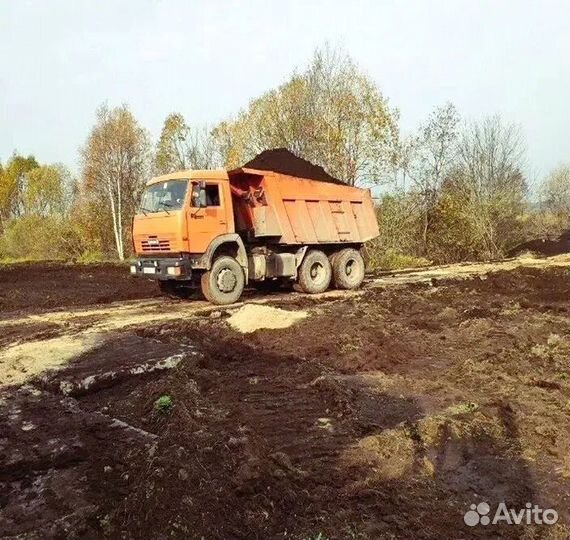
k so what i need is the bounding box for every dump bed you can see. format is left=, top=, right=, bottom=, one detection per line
left=228, top=168, right=379, bottom=245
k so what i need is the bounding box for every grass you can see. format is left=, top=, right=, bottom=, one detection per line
left=154, top=395, right=173, bottom=413
left=446, top=401, right=479, bottom=415
left=338, top=334, right=363, bottom=353
left=0, top=256, right=57, bottom=264
left=75, top=249, right=105, bottom=264
left=0, top=256, right=130, bottom=266
left=499, top=301, right=522, bottom=316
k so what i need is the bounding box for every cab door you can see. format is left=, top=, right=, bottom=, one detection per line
left=187, top=180, right=230, bottom=253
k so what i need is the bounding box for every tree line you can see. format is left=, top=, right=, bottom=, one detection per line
left=1, top=46, right=568, bottom=266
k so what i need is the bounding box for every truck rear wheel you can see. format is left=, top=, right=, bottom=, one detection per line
left=297, top=250, right=332, bottom=294
left=332, top=248, right=365, bottom=289
left=200, top=256, right=245, bottom=305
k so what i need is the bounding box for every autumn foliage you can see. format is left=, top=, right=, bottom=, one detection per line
left=1, top=47, right=568, bottom=266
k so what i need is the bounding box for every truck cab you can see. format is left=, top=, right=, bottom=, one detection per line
left=133, top=169, right=233, bottom=253
left=131, top=170, right=249, bottom=300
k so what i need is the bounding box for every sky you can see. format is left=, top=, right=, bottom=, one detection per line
left=1, top=0, right=568, bottom=182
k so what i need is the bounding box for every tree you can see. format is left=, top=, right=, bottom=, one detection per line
left=0, top=154, right=39, bottom=229
left=23, top=164, right=70, bottom=217
left=0, top=158, right=77, bottom=260
left=81, top=104, right=150, bottom=260
left=454, top=116, right=527, bottom=258
left=212, top=45, right=399, bottom=185
left=403, top=102, right=460, bottom=253
left=154, top=113, right=217, bottom=174
left=540, top=164, right=570, bottom=221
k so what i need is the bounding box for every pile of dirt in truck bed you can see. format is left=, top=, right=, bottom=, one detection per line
left=1, top=265, right=568, bottom=539
left=0, top=262, right=159, bottom=315
left=243, top=148, right=346, bottom=185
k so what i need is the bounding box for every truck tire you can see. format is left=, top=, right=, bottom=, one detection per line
left=200, top=256, right=245, bottom=305
left=332, top=248, right=365, bottom=289
left=297, top=250, right=332, bottom=294
left=328, top=251, right=339, bottom=271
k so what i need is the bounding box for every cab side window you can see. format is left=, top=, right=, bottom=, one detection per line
left=205, top=184, right=220, bottom=206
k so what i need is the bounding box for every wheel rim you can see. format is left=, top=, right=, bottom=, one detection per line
left=345, top=258, right=356, bottom=277
left=309, top=261, right=326, bottom=285
left=216, top=267, right=237, bottom=293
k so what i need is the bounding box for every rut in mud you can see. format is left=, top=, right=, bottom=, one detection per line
left=1, top=265, right=569, bottom=539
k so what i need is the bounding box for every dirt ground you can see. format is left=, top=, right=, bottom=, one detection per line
left=508, top=230, right=570, bottom=258
left=0, top=262, right=158, bottom=314
left=1, top=257, right=569, bottom=539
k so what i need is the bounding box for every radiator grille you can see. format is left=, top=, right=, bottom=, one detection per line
left=140, top=237, right=171, bottom=252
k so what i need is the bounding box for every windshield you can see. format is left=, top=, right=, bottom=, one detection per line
left=139, top=180, right=188, bottom=213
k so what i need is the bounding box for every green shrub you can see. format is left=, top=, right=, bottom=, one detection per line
left=154, top=395, right=173, bottom=413
left=365, top=244, right=431, bottom=271
left=0, top=216, right=64, bottom=260
left=0, top=215, right=96, bottom=261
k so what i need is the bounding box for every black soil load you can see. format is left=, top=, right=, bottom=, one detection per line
left=243, top=148, right=345, bottom=185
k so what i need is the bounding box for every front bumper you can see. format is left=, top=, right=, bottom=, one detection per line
left=130, top=256, right=192, bottom=281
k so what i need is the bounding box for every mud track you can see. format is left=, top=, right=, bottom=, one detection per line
left=1, top=255, right=569, bottom=539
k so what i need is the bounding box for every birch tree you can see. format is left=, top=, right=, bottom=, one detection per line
left=81, top=104, right=150, bottom=259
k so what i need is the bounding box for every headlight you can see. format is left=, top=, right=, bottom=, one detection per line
left=130, top=265, right=136, bottom=274
left=167, top=266, right=181, bottom=276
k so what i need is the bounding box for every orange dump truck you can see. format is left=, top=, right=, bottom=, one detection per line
left=131, top=166, right=379, bottom=304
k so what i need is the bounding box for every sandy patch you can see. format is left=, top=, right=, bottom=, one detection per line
left=0, top=300, right=206, bottom=332
left=0, top=333, right=103, bottom=387
left=371, top=253, right=570, bottom=287
left=227, top=304, right=308, bottom=333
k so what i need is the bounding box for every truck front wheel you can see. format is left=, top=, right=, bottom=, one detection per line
left=200, top=256, right=245, bottom=305
left=297, top=249, right=332, bottom=294
left=332, top=248, right=365, bottom=289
